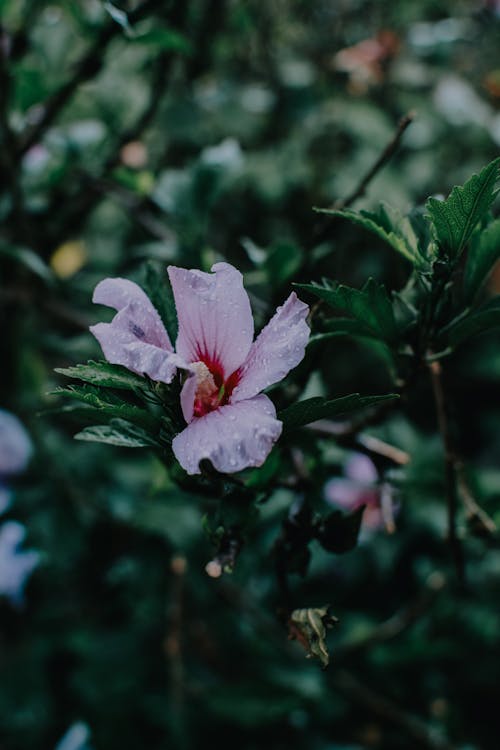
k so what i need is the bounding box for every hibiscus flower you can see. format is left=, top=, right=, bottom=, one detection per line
left=90, top=262, right=310, bottom=475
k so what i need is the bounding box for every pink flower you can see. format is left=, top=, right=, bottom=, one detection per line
left=324, top=452, right=395, bottom=534
left=91, top=262, right=310, bottom=475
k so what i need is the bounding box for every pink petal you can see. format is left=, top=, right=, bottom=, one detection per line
left=345, top=452, right=378, bottom=484
left=167, top=263, right=254, bottom=377
left=325, top=477, right=380, bottom=513
left=172, top=394, right=282, bottom=475
left=324, top=478, right=368, bottom=511
left=93, top=278, right=171, bottom=349
left=231, top=292, right=309, bottom=402
left=90, top=277, right=180, bottom=383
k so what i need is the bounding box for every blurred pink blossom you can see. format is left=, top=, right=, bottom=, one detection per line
left=91, top=262, right=310, bottom=475
left=324, top=452, right=396, bottom=534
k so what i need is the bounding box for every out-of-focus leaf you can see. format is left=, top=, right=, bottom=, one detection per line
left=314, top=505, right=365, bottom=554
left=464, top=219, right=500, bottom=301
left=314, top=204, right=426, bottom=266
left=440, top=297, right=500, bottom=346
left=426, top=158, right=500, bottom=259
left=279, top=393, right=399, bottom=431
left=265, top=241, right=303, bottom=286
left=0, top=244, right=55, bottom=285
left=74, top=419, right=160, bottom=447
left=55, top=361, right=148, bottom=391
left=133, top=28, right=192, bottom=54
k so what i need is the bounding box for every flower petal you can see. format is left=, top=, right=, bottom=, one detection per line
left=172, top=394, right=282, bottom=475
left=90, top=277, right=180, bottom=383
left=168, top=262, right=254, bottom=377
left=93, top=278, right=172, bottom=349
left=0, top=410, right=33, bottom=476
left=345, top=452, right=378, bottom=484
left=231, top=292, right=309, bottom=402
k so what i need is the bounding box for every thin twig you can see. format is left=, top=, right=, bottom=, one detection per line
left=332, top=670, right=457, bottom=750
left=334, top=110, right=416, bottom=210
left=456, top=461, right=496, bottom=535
left=428, top=360, right=465, bottom=586
left=16, top=0, right=161, bottom=157
left=335, top=571, right=446, bottom=658
left=164, top=555, right=189, bottom=749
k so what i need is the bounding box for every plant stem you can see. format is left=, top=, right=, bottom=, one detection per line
left=428, top=360, right=465, bottom=586
left=334, top=111, right=416, bottom=210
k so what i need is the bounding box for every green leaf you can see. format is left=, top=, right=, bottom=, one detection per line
left=0, top=244, right=55, bottom=285
left=426, top=158, right=500, bottom=259
left=54, top=361, right=148, bottom=391
left=264, top=241, right=303, bottom=286
left=463, top=219, right=500, bottom=301
left=314, top=505, right=365, bottom=554
left=52, top=384, right=159, bottom=432
left=141, top=259, right=178, bottom=342
left=440, top=298, right=500, bottom=347
left=313, top=204, right=426, bottom=266
left=296, top=278, right=398, bottom=343
left=278, top=393, right=399, bottom=431
left=133, top=28, right=192, bottom=54
left=74, top=419, right=160, bottom=448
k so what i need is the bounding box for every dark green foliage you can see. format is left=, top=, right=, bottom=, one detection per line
left=314, top=506, right=366, bottom=554
left=3, top=2, right=500, bottom=750
left=426, top=159, right=499, bottom=260
left=279, top=393, right=399, bottom=431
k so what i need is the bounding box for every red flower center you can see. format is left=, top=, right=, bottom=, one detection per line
left=191, top=357, right=240, bottom=418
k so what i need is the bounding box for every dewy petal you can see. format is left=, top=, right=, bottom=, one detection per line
left=90, top=277, right=180, bottom=383
left=231, top=292, right=309, bottom=403
left=93, top=278, right=172, bottom=349
left=172, top=394, right=282, bottom=475
left=167, top=262, right=254, bottom=377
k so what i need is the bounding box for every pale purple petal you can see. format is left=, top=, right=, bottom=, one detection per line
left=90, top=277, right=180, bottom=383
left=345, top=452, right=378, bottom=484
left=325, top=477, right=379, bottom=512
left=168, top=262, right=254, bottom=377
left=172, top=394, right=282, bottom=475
left=231, top=292, right=309, bottom=402
left=0, top=410, right=33, bottom=476
left=179, top=370, right=197, bottom=424
left=324, top=478, right=368, bottom=511
left=0, top=521, right=40, bottom=606
left=93, top=278, right=172, bottom=349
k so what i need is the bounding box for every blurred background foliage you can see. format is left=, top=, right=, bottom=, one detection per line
left=1, top=1, right=500, bottom=749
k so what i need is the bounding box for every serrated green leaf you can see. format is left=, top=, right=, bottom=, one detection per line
left=297, top=278, right=398, bottom=343
left=141, top=259, right=178, bottom=342
left=314, top=505, right=365, bottom=554
left=440, top=298, right=500, bottom=347
left=278, top=393, right=399, bottom=431
left=426, top=158, right=500, bottom=259
left=54, top=360, right=148, bottom=390
left=75, top=419, right=160, bottom=447
left=463, top=219, right=500, bottom=301
left=52, top=384, right=159, bottom=431
left=313, top=204, right=426, bottom=266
